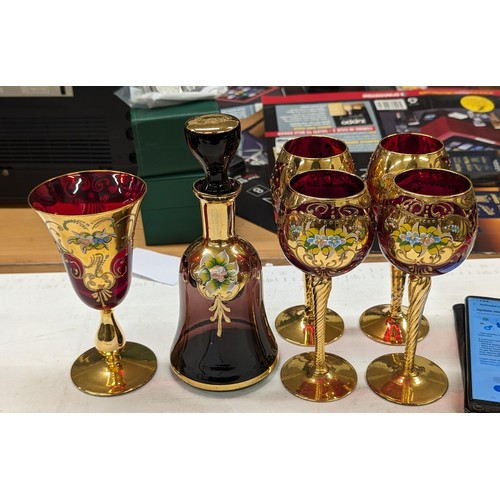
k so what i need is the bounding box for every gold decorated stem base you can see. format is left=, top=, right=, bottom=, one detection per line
left=280, top=352, right=357, bottom=402
left=366, top=353, right=448, bottom=405
left=359, top=304, right=429, bottom=345
left=71, top=342, right=157, bottom=396
left=275, top=305, right=344, bottom=347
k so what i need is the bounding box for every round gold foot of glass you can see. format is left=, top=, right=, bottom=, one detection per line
left=280, top=351, right=357, bottom=402
left=275, top=305, right=344, bottom=346
left=359, top=304, right=429, bottom=345
left=366, top=353, right=448, bottom=405
left=71, top=341, right=157, bottom=396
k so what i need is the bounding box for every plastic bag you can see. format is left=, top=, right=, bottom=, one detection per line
left=115, top=86, right=228, bottom=108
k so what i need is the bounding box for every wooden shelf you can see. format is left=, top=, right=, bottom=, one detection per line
left=0, top=207, right=289, bottom=273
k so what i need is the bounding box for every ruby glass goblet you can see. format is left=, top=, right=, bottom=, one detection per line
left=28, top=170, right=157, bottom=396
left=270, top=135, right=356, bottom=347
left=367, top=168, right=478, bottom=405
left=277, top=169, right=374, bottom=402
left=360, top=132, right=451, bottom=345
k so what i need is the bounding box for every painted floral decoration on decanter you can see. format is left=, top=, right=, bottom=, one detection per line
left=193, top=250, right=242, bottom=336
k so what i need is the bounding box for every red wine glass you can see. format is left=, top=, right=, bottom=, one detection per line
left=277, top=169, right=375, bottom=402
left=360, top=132, right=451, bottom=345
left=270, top=135, right=356, bottom=347
left=366, top=168, right=478, bottom=405
left=28, top=170, right=157, bottom=396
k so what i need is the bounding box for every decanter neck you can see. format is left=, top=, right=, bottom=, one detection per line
left=194, top=180, right=241, bottom=241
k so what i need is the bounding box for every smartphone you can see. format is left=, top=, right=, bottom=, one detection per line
left=464, top=295, right=500, bottom=412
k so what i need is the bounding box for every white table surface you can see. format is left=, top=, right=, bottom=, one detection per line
left=1, top=257, right=498, bottom=413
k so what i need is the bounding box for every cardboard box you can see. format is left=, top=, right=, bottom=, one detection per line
left=216, top=86, right=282, bottom=139
left=140, top=171, right=203, bottom=245
left=131, top=99, right=220, bottom=178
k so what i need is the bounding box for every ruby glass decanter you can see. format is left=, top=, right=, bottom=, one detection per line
left=360, top=132, right=451, bottom=345
left=170, top=114, right=278, bottom=391
left=28, top=170, right=157, bottom=396
left=277, top=169, right=374, bottom=402
left=270, top=135, right=356, bottom=347
left=367, top=168, right=478, bottom=405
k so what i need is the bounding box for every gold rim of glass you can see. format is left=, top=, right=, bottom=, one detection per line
left=27, top=169, right=147, bottom=216
left=390, top=168, right=474, bottom=202
left=287, top=169, right=368, bottom=204
left=281, top=135, right=349, bottom=160
left=378, top=132, right=446, bottom=156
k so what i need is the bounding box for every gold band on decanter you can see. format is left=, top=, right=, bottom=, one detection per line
left=170, top=356, right=278, bottom=392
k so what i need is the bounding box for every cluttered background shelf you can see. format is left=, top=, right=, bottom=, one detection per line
left=2, top=86, right=500, bottom=272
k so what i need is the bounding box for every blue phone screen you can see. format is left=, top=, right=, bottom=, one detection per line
left=467, top=296, right=500, bottom=403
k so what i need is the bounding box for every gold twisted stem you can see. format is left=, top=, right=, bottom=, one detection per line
left=310, top=276, right=333, bottom=375
left=403, top=275, right=431, bottom=376
left=389, top=265, right=406, bottom=319
left=303, top=273, right=314, bottom=325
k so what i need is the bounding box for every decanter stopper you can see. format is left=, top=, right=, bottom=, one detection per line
left=184, top=113, right=240, bottom=194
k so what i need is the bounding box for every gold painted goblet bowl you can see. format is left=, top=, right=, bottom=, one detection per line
left=277, top=169, right=374, bottom=402
left=270, top=135, right=356, bottom=347
left=366, top=168, right=478, bottom=405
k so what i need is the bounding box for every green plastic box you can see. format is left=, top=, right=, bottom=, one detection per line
left=140, top=171, right=203, bottom=245
left=131, top=100, right=220, bottom=178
